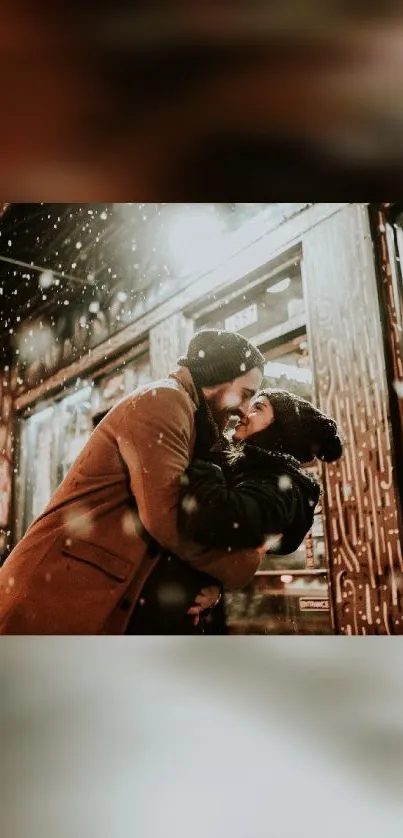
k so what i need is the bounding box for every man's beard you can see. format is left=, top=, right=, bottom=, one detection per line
left=209, top=402, right=234, bottom=431
left=215, top=409, right=234, bottom=431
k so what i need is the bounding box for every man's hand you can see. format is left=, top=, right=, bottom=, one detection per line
left=187, top=586, right=222, bottom=626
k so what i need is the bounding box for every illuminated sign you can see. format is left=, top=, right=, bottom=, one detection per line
left=299, top=597, right=330, bottom=612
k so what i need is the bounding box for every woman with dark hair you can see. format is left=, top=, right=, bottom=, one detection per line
left=128, top=388, right=343, bottom=634
left=183, top=388, right=342, bottom=552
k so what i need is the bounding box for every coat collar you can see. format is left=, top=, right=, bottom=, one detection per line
left=169, top=366, right=222, bottom=455
left=169, top=366, right=200, bottom=408
left=231, top=442, right=321, bottom=500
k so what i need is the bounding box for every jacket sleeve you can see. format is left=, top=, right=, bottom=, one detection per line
left=180, top=459, right=316, bottom=553
left=116, top=386, right=260, bottom=590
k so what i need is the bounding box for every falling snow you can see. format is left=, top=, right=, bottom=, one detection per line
left=262, top=534, right=283, bottom=552
left=278, top=475, right=292, bottom=491
left=39, top=270, right=54, bottom=288
left=181, top=495, right=198, bottom=515
left=343, top=484, right=353, bottom=500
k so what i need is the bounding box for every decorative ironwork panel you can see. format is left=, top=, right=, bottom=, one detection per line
left=0, top=366, right=14, bottom=559
left=371, top=204, right=403, bottom=515
left=303, top=203, right=403, bottom=635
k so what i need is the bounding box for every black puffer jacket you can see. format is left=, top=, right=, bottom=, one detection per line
left=180, top=444, right=321, bottom=556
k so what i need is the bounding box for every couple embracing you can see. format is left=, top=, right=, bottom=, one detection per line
left=0, top=329, right=342, bottom=634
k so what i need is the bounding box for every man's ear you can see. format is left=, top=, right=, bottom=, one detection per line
left=202, top=384, right=221, bottom=400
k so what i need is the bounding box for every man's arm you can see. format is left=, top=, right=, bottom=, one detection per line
left=116, top=385, right=260, bottom=590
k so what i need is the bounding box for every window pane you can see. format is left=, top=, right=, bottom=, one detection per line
left=226, top=572, right=332, bottom=635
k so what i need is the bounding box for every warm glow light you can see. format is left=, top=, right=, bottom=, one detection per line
left=280, top=575, right=294, bottom=584
left=166, top=207, right=226, bottom=276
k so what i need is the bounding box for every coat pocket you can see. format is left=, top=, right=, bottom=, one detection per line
left=21, top=536, right=132, bottom=635
left=60, top=537, right=129, bottom=582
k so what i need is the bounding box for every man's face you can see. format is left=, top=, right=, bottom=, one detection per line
left=203, top=367, right=263, bottom=431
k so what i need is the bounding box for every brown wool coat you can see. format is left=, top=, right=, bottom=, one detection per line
left=0, top=368, right=260, bottom=634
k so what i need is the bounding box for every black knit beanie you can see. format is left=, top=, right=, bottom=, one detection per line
left=177, top=329, right=265, bottom=387
left=247, top=389, right=343, bottom=464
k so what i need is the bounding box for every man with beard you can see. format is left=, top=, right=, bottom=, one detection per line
left=0, top=329, right=265, bottom=634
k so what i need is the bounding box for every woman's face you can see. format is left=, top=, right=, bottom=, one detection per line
left=233, top=395, right=275, bottom=441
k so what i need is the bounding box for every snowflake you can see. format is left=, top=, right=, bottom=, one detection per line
left=262, top=534, right=283, bottom=552
left=393, top=380, right=403, bottom=399
left=39, top=269, right=54, bottom=289
left=63, top=509, right=93, bottom=538
left=181, top=494, right=198, bottom=514
left=278, top=475, right=292, bottom=491
left=122, top=510, right=143, bottom=537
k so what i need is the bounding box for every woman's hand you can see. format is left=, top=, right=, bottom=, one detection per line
left=187, top=586, right=222, bottom=625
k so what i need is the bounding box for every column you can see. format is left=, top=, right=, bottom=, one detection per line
left=150, top=312, right=194, bottom=379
